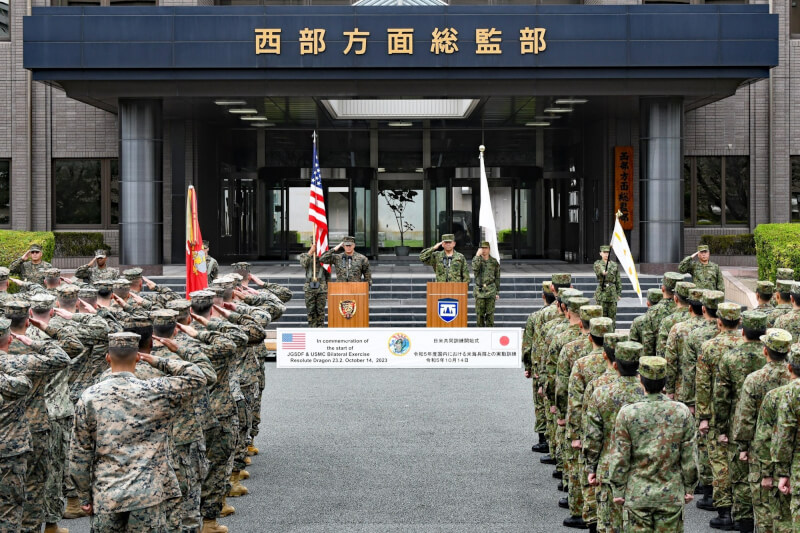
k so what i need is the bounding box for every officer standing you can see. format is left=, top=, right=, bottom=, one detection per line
left=472, top=241, right=500, bottom=327
left=593, top=245, right=622, bottom=323
left=319, top=236, right=372, bottom=287
left=74, top=249, right=118, bottom=285
left=299, top=243, right=330, bottom=328
left=419, top=234, right=469, bottom=283
left=679, top=244, right=725, bottom=292
left=204, top=241, right=219, bottom=284
left=9, top=243, right=52, bottom=285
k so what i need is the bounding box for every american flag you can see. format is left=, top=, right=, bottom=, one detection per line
left=308, top=132, right=331, bottom=272
left=282, top=332, right=306, bottom=349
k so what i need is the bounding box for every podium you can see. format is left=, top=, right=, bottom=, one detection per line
left=328, top=282, right=369, bottom=328
left=426, top=282, right=468, bottom=327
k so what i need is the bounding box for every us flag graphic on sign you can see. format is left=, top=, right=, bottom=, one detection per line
left=282, top=333, right=306, bottom=349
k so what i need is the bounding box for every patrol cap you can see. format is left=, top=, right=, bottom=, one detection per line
left=29, top=294, right=55, bottom=312
left=231, top=262, right=251, bottom=274
left=603, top=332, right=629, bottom=351
left=542, top=281, right=553, bottom=295
left=57, top=284, right=80, bottom=299
left=166, top=299, right=191, bottom=320
left=741, top=310, right=767, bottom=330
left=756, top=281, right=775, bottom=296
left=703, top=290, right=725, bottom=310
left=108, top=332, right=140, bottom=354
left=441, top=234, right=455, bottom=242
left=189, top=290, right=215, bottom=306
left=211, top=277, right=235, bottom=290
left=776, top=280, right=794, bottom=293
left=113, top=278, right=131, bottom=289
left=122, top=314, right=152, bottom=330
left=639, top=356, right=667, bottom=380
left=579, top=304, right=603, bottom=321
left=123, top=268, right=143, bottom=281
left=689, top=288, right=706, bottom=303
left=0, top=267, right=9, bottom=282
left=94, top=280, right=114, bottom=293
left=78, top=287, right=98, bottom=300
left=647, top=288, right=663, bottom=304
left=94, top=249, right=107, bottom=258
left=717, top=302, right=742, bottom=321
left=788, top=344, right=800, bottom=365
left=615, top=341, right=643, bottom=363
left=568, top=296, right=590, bottom=313
left=479, top=241, right=490, bottom=248
left=551, top=273, right=572, bottom=285
left=697, top=244, right=710, bottom=252
left=29, top=244, right=42, bottom=252
left=662, top=272, right=684, bottom=290
left=4, top=300, right=30, bottom=319
left=675, top=281, right=696, bottom=299
left=776, top=268, right=794, bottom=280
left=761, top=328, right=793, bottom=354
left=589, top=317, right=614, bottom=338
left=43, top=268, right=61, bottom=280
left=151, top=309, right=178, bottom=327
left=0, top=318, right=10, bottom=336
left=343, top=236, right=356, bottom=244
left=559, top=289, right=583, bottom=305
left=228, top=273, right=244, bottom=283
left=599, top=245, right=610, bottom=252
left=207, top=285, right=227, bottom=298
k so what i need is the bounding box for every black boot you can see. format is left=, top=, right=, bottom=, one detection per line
left=558, top=497, right=569, bottom=509
left=532, top=433, right=549, bottom=453
left=540, top=454, right=556, bottom=465
left=696, top=485, right=716, bottom=511
left=738, top=518, right=754, bottom=533
left=557, top=481, right=566, bottom=492
left=588, top=523, right=597, bottom=533
left=695, top=483, right=705, bottom=495
left=710, top=507, right=734, bottom=530
left=563, top=516, right=589, bottom=529
left=552, top=469, right=563, bottom=479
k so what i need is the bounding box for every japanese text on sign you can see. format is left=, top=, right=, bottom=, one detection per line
left=614, top=146, right=634, bottom=231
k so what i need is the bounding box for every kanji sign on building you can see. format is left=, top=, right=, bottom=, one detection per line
left=614, top=146, right=633, bottom=231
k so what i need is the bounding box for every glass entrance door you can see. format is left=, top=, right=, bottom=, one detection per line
left=377, top=174, right=423, bottom=255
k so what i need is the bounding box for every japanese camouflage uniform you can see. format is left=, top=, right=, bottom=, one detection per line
left=300, top=251, right=331, bottom=328
left=755, top=281, right=775, bottom=311
left=318, top=238, right=373, bottom=286
left=419, top=235, right=469, bottom=283
left=766, top=280, right=794, bottom=327
left=8, top=244, right=53, bottom=286
left=74, top=249, right=119, bottom=285
left=472, top=242, right=500, bottom=327
left=628, top=289, right=662, bottom=345
left=664, top=287, right=706, bottom=403
left=608, top=356, right=698, bottom=533
left=522, top=281, right=556, bottom=437
left=655, top=281, right=695, bottom=359
left=593, top=245, right=622, bottom=323
left=772, top=281, right=800, bottom=342
left=678, top=244, right=725, bottom=292
left=639, top=273, right=682, bottom=357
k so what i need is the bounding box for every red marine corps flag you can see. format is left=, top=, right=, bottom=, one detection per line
left=185, top=185, right=208, bottom=296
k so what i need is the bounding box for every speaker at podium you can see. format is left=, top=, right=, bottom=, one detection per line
left=327, top=282, right=369, bottom=328
left=426, top=282, right=468, bottom=327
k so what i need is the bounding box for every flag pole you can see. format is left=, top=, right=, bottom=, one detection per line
left=310, top=131, right=320, bottom=289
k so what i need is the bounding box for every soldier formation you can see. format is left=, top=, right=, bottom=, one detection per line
left=0, top=245, right=291, bottom=533
left=523, top=245, right=800, bottom=533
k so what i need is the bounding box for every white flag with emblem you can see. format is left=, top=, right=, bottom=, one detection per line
left=478, top=146, right=500, bottom=262
left=610, top=217, right=642, bottom=304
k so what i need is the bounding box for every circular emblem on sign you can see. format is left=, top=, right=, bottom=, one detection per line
left=388, top=332, right=411, bottom=356
left=338, top=299, right=357, bottom=319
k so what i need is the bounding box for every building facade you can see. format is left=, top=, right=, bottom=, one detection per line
left=4, top=0, right=792, bottom=265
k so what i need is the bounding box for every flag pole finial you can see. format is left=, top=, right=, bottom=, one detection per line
left=615, top=210, right=623, bottom=219
left=479, top=144, right=485, bottom=153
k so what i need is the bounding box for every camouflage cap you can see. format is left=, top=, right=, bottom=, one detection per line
left=599, top=245, right=610, bottom=252
left=206, top=285, right=227, bottom=297
left=662, top=272, right=684, bottom=290
left=776, top=280, right=794, bottom=293
left=589, top=317, right=614, bottom=338
left=741, top=310, right=767, bottom=330
left=568, top=296, right=590, bottom=313
left=166, top=299, right=191, bottom=320
left=639, top=356, right=667, bottom=380
left=717, top=302, right=742, bottom=321
left=57, top=284, right=80, bottom=299
left=150, top=309, right=178, bottom=327
left=94, top=249, right=107, bottom=258
left=615, top=341, right=643, bottom=363
left=579, top=304, right=603, bottom=321
left=43, top=268, right=61, bottom=280
left=604, top=332, right=629, bottom=350
left=108, top=332, right=140, bottom=352
left=558, top=289, right=583, bottom=305
left=189, top=290, right=215, bottom=305
left=703, top=290, right=725, bottom=309
left=675, top=281, right=696, bottom=299
left=211, top=276, right=235, bottom=290
left=697, top=244, right=710, bottom=252
left=228, top=273, right=244, bottom=283
left=29, top=294, right=55, bottom=312
left=78, top=286, right=98, bottom=300
left=0, top=267, right=9, bottom=282
left=343, top=236, right=356, bottom=244
left=4, top=300, right=30, bottom=319
left=756, top=281, right=775, bottom=295
left=542, top=281, right=553, bottom=295
left=29, top=244, right=42, bottom=252
left=776, top=268, right=794, bottom=280
left=122, top=314, right=152, bottom=329
left=646, top=288, right=663, bottom=304
left=94, top=280, right=114, bottom=291
left=123, top=268, right=143, bottom=281
left=551, top=273, right=572, bottom=285
left=479, top=241, right=490, bottom=248
left=231, top=262, right=251, bottom=273
left=0, top=318, right=10, bottom=336
left=689, top=288, right=706, bottom=303
left=441, top=234, right=455, bottom=242
left=113, top=278, right=131, bottom=289
left=761, top=328, right=793, bottom=354
left=788, top=344, right=800, bottom=365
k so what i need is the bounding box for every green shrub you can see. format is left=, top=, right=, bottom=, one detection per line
left=54, top=232, right=111, bottom=257
left=699, top=234, right=755, bottom=256
left=754, top=224, right=800, bottom=281
left=498, top=228, right=527, bottom=244
left=0, top=230, right=55, bottom=266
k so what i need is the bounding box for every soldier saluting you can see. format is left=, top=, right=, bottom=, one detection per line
left=472, top=241, right=500, bottom=327
left=319, top=236, right=372, bottom=287
left=419, top=234, right=469, bottom=283
left=9, top=243, right=52, bottom=286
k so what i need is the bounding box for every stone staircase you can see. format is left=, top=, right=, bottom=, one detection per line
left=149, top=267, right=662, bottom=330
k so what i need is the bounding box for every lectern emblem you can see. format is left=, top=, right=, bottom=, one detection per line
left=339, top=300, right=357, bottom=319
left=437, top=298, right=458, bottom=323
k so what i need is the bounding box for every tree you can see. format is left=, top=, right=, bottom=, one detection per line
left=378, top=189, right=418, bottom=246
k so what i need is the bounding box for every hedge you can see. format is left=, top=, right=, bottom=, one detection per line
left=54, top=232, right=111, bottom=257
left=754, top=224, right=800, bottom=281
left=699, top=234, right=755, bottom=256
left=0, top=230, right=55, bottom=267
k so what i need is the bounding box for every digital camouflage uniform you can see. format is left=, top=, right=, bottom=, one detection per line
left=472, top=252, right=500, bottom=327
left=628, top=288, right=662, bottom=346
left=300, top=252, right=331, bottom=328
left=206, top=255, right=219, bottom=284
left=766, top=281, right=793, bottom=327
left=773, top=307, right=800, bottom=343
left=74, top=264, right=119, bottom=285
left=419, top=246, right=469, bottom=284
left=770, top=341, right=800, bottom=533
left=639, top=273, right=682, bottom=357
left=593, top=254, right=622, bottom=323
left=9, top=257, right=53, bottom=286
left=678, top=250, right=724, bottom=292
left=522, top=282, right=557, bottom=439
left=608, top=356, right=697, bottom=533
left=664, top=289, right=707, bottom=404
left=319, top=249, right=373, bottom=285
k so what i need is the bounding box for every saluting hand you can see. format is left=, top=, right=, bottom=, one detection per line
left=189, top=311, right=209, bottom=327
left=10, top=333, right=33, bottom=346
left=153, top=335, right=179, bottom=352
left=176, top=322, right=199, bottom=338
left=78, top=299, right=97, bottom=314
left=54, top=308, right=74, bottom=320
left=213, top=304, right=231, bottom=318
left=142, top=276, right=157, bottom=291
left=28, top=317, right=47, bottom=332
left=138, top=352, right=157, bottom=366
left=21, top=250, right=31, bottom=261
left=222, top=302, right=238, bottom=312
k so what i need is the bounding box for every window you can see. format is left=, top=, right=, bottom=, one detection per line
left=53, top=159, right=119, bottom=228
left=683, top=156, right=749, bottom=226
left=793, top=0, right=800, bottom=39
left=1, top=0, right=9, bottom=41
left=792, top=156, right=800, bottom=222
left=0, top=161, right=9, bottom=226
left=52, top=0, right=156, bottom=5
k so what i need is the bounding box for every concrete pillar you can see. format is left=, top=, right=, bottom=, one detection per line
left=640, top=98, right=682, bottom=263
left=119, top=99, right=163, bottom=265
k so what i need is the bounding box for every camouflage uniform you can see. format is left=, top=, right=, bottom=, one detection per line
left=419, top=249, right=469, bottom=283
left=472, top=252, right=500, bottom=327
left=522, top=282, right=557, bottom=440
left=773, top=308, right=800, bottom=343
left=628, top=287, right=662, bottom=345
left=766, top=281, right=793, bottom=327
left=319, top=249, right=373, bottom=285
left=608, top=357, right=698, bottom=533
left=8, top=255, right=53, bottom=286
left=300, top=252, right=330, bottom=328
left=678, top=250, right=724, bottom=292
left=593, top=255, right=621, bottom=323
left=71, top=334, right=207, bottom=533
left=74, top=263, right=119, bottom=285
left=639, top=272, right=682, bottom=357
left=206, top=254, right=219, bottom=284
left=664, top=290, right=706, bottom=403
left=771, top=355, right=800, bottom=532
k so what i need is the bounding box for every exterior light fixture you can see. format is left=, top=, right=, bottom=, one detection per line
left=387, top=121, right=413, bottom=127
left=214, top=100, right=248, bottom=106
left=525, top=121, right=550, bottom=127
left=555, top=98, right=588, bottom=105
left=228, top=108, right=258, bottom=114
left=543, top=107, right=573, bottom=113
